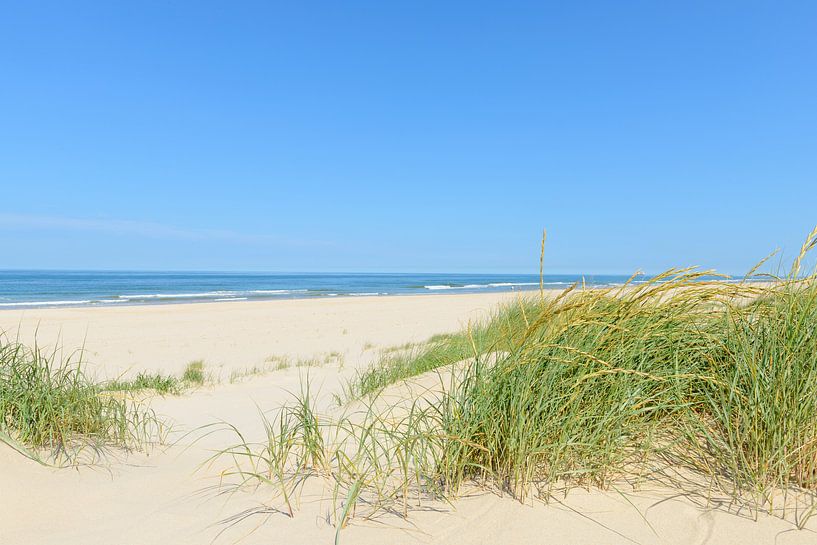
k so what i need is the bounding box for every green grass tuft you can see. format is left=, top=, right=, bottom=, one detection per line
left=105, top=371, right=182, bottom=395
left=181, top=360, right=205, bottom=385
left=0, top=337, right=163, bottom=462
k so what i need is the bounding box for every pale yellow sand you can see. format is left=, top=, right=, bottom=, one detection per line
left=1, top=293, right=815, bottom=545
left=0, top=292, right=518, bottom=380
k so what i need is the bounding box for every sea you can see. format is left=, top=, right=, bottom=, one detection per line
left=0, top=271, right=731, bottom=309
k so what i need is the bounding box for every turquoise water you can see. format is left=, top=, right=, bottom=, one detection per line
left=0, top=271, right=721, bottom=309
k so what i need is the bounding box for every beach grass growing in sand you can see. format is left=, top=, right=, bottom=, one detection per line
left=0, top=337, right=164, bottom=462
left=351, top=304, right=532, bottom=398
left=216, top=228, right=817, bottom=530
left=181, top=359, right=206, bottom=385
left=104, top=360, right=209, bottom=395
left=105, top=371, right=183, bottom=395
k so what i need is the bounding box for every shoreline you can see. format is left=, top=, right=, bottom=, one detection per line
left=0, top=285, right=544, bottom=311
left=0, top=287, right=543, bottom=315
left=0, top=275, right=767, bottom=311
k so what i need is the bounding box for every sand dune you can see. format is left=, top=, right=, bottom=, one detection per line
left=2, top=292, right=816, bottom=545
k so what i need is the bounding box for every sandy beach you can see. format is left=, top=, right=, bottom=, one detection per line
left=1, top=291, right=815, bottom=545
left=0, top=292, right=520, bottom=379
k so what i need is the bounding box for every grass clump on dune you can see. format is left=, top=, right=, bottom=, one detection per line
left=430, top=235, right=817, bottom=512
left=435, top=229, right=817, bottom=513
left=181, top=359, right=206, bottom=385
left=0, top=338, right=163, bottom=462
left=436, top=270, right=732, bottom=498
left=105, top=360, right=208, bottom=394
left=105, top=371, right=182, bottom=395
left=215, top=228, right=817, bottom=531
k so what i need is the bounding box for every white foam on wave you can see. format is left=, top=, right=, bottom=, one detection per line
left=0, top=300, right=92, bottom=307
left=425, top=282, right=540, bottom=290
left=249, top=289, right=309, bottom=294
left=424, top=284, right=485, bottom=290
left=119, top=288, right=315, bottom=300
left=212, top=297, right=248, bottom=302
left=118, top=291, right=235, bottom=300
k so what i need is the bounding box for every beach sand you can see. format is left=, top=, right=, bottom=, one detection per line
left=0, top=292, right=519, bottom=380
left=1, top=292, right=815, bottom=545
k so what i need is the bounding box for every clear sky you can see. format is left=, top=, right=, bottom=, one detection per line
left=1, top=2, right=815, bottom=274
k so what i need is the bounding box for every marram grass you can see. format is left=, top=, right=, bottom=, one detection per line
left=216, top=228, right=817, bottom=532
left=104, top=360, right=208, bottom=394
left=0, top=337, right=164, bottom=463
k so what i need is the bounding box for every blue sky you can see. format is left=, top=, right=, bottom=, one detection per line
left=1, top=2, right=815, bottom=274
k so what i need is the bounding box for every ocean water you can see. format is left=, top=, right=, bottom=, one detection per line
left=0, top=271, right=655, bottom=309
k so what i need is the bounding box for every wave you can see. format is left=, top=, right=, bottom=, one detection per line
left=424, top=282, right=540, bottom=290
left=114, top=288, right=311, bottom=301
left=423, top=284, right=489, bottom=290
left=424, top=284, right=482, bottom=290
left=0, top=300, right=93, bottom=307
left=249, top=289, right=309, bottom=294
left=117, top=291, right=236, bottom=300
